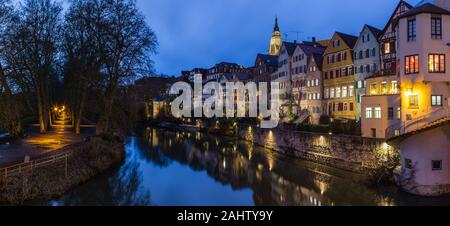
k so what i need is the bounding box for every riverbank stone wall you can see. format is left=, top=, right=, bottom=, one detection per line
left=238, top=125, right=397, bottom=172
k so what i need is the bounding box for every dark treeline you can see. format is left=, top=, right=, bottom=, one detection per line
left=0, top=0, right=158, bottom=138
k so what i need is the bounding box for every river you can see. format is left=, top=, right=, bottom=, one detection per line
left=41, top=127, right=450, bottom=206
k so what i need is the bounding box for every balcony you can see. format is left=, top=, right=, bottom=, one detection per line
left=381, top=52, right=396, bottom=62
left=372, top=68, right=397, bottom=77
left=380, top=32, right=396, bottom=42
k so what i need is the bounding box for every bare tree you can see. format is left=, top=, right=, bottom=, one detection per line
left=62, top=0, right=103, bottom=134
left=95, top=0, right=157, bottom=135
left=0, top=0, right=23, bottom=138
left=3, top=0, right=62, bottom=133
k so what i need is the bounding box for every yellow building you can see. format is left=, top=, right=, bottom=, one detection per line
left=323, top=32, right=358, bottom=121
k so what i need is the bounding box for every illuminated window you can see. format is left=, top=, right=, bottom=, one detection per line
left=405, top=55, right=419, bottom=74
left=409, top=95, right=419, bottom=109
left=370, top=83, right=377, bottom=95
left=349, top=85, right=354, bottom=97
left=381, top=81, right=387, bottom=94
left=366, top=107, right=373, bottom=119
left=336, top=87, right=341, bottom=98
left=397, top=107, right=401, bottom=119
left=325, top=88, right=330, bottom=99
left=391, top=81, right=398, bottom=94
left=375, top=107, right=382, bottom=119
left=342, top=86, right=348, bottom=98
left=432, top=95, right=443, bottom=106
left=429, top=54, right=445, bottom=73
left=330, top=88, right=335, bottom=98
left=384, top=43, right=390, bottom=54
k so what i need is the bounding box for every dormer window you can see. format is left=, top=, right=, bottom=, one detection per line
left=333, top=40, right=340, bottom=47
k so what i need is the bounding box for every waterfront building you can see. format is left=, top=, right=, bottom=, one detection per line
left=252, top=54, right=278, bottom=83
left=323, top=32, right=358, bottom=121
left=206, top=62, right=247, bottom=82
left=271, top=41, right=298, bottom=118
left=360, top=1, right=412, bottom=138
left=269, top=17, right=283, bottom=56
left=353, top=25, right=382, bottom=121
left=361, top=74, right=401, bottom=138
left=185, top=68, right=208, bottom=83
left=386, top=0, right=450, bottom=196
left=291, top=39, right=327, bottom=124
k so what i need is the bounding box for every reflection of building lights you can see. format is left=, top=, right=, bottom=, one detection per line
left=268, top=158, right=274, bottom=171
left=223, top=159, right=227, bottom=169
left=382, top=142, right=389, bottom=150
left=258, top=164, right=264, bottom=171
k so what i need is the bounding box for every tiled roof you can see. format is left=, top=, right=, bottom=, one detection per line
left=336, top=32, right=358, bottom=48
left=298, top=43, right=326, bottom=56
left=257, top=54, right=278, bottom=67
left=399, top=3, right=450, bottom=19
left=366, top=24, right=382, bottom=39
left=312, top=53, right=324, bottom=71
left=283, top=41, right=298, bottom=56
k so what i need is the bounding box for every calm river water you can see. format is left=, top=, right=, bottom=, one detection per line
left=42, top=127, right=450, bottom=206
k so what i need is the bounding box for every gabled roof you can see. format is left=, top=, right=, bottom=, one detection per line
left=366, top=24, right=382, bottom=39
left=335, top=32, right=358, bottom=48
left=256, top=54, right=278, bottom=68
left=283, top=41, right=298, bottom=56
left=380, top=1, right=414, bottom=38
left=398, top=3, right=450, bottom=19
left=297, top=43, right=326, bottom=56
left=312, top=53, right=324, bottom=71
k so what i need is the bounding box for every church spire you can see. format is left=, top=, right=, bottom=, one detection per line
left=268, top=16, right=282, bottom=56
left=274, top=16, right=279, bottom=32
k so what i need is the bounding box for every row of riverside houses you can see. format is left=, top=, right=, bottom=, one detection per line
left=178, top=0, right=450, bottom=139
left=176, top=0, right=450, bottom=196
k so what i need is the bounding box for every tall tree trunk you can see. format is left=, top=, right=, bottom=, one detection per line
left=36, top=83, right=46, bottom=133
left=0, top=67, right=22, bottom=138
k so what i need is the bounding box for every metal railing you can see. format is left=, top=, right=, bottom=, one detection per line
left=0, top=151, right=73, bottom=179
left=386, top=107, right=450, bottom=140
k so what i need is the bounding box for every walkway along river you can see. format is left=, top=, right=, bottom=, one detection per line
left=36, top=127, right=450, bottom=206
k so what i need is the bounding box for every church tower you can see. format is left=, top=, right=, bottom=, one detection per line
left=268, top=17, right=282, bottom=56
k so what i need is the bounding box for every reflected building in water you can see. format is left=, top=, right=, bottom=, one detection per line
left=144, top=128, right=388, bottom=206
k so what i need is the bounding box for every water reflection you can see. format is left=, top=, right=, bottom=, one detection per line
left=142, top=128, right=385, bottom=206
left=45, top=127, right=450, bottom=206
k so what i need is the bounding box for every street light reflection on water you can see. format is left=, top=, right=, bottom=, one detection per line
left=42, top=127, right=450, bottom=206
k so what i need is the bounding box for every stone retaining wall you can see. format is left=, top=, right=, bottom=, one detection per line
left=238, top=125, right=398, bottom=172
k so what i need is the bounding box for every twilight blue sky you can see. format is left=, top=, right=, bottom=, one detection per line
left=136, top=0, right=424, bottom=76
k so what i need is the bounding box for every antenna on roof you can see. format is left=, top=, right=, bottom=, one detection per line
left=284, top=31, right=303, bottom=42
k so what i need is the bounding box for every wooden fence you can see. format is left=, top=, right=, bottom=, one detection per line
left=0, top=150, right=74, bottom=179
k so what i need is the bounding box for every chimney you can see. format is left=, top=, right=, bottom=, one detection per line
left=312, top=37, right=317, bottom=47
left=433, top=0, right=450, bottom=11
